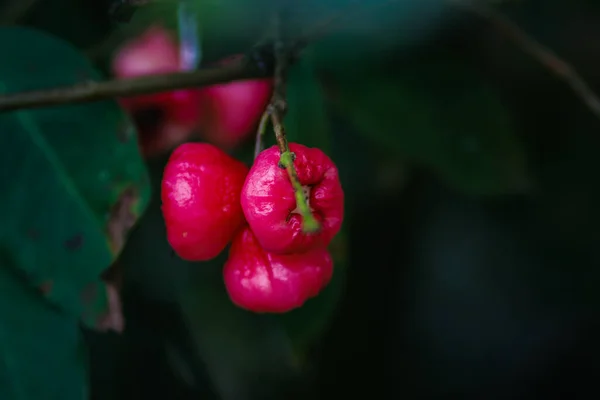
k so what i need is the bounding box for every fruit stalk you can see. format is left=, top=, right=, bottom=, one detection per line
left=268, top=9, right=320, bottom=234
left=270, top=105, right=320, bottom=234
left=254, top=107, right=271, bottom=159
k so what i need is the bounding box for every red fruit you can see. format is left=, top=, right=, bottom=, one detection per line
left=224, top=226, right=333, bottom=313
left=161, top=143, right=248, bottom=261
left=199, top=55, right=273, bottom=149
left=112, top=25, right=203, bottom=157
left=241, top=143, right=344, bottom=254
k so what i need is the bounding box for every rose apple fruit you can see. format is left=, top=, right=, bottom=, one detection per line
left=241, top=143, right=344, bottom=254
left=161, top=143, right=248, bottom=261
left=224, top=226, right=333, bottom=313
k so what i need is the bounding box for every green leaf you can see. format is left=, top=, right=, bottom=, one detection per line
left=0, top=266, right=87, bottom=400
left=285, top=54, right=332, bottom=154
left=120, top=155, right=196, bottom=302
left=0, top=26, right=150, bottom=323
left=317, top=54, right=529, bottom=195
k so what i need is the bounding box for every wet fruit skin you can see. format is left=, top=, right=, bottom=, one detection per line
left=161, top=143, right=248, bottom=261
left=241, top=143, right=344, bottom=255
left=224, top=226, right=333, bottom=313
left=112, top=25, right=203, bottom=157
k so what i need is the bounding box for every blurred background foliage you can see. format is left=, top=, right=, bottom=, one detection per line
left=1, top=0, right=600, bottom=398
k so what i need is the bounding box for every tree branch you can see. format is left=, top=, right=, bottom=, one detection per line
left=0, top=0, right=388, bottom=114
left=0, top=58, right=266, bottom=112
left=451, top=0, right=600, bottom=119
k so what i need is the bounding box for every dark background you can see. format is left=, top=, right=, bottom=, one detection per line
left=4, top=0, right=600, bottom=398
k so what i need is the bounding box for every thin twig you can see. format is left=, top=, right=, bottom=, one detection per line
left=271, top=109, right=289, bottom=155
left=269, top=8, right=320, bottom=234
left=0, top=60, right=264, bottom=112
left=254, top=106, right=272, bottom=159
left=451, top=0, right=600, bottom=119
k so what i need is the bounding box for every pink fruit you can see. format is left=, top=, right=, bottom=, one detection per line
left=241, top=143, right=345, bottom=254
left=199, top=55, right=273, bottom=149
left=112, top=25, right=204, bottom=157
left=113, top=26, right=180, bottom=78
left=224, top=226, right=334, bottom=313
left=161, top=143, right=248, bottom=261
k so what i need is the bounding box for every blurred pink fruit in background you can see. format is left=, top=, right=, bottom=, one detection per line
left=112, top=25, right=203, bottom=157
left=198, top=55, right=273, bottom=150
left=112, top=28, right=274, bottom=156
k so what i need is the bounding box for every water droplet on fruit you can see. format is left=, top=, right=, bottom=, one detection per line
left=173, top=179, right=193, bottom=205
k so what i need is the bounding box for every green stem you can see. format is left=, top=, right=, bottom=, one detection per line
left=271, top=113, right=320, bottom=233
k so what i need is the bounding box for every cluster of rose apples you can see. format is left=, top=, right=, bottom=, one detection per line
left=112, top=25, right=273, bottom=156
left=115, top=25, right=345, bottom=313
left=161, top=141, right=344, bottom=313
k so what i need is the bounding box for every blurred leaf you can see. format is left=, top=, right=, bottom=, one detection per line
left=0, top=264, right=87, bottom=400
left=101, top=0, right=449, bottom=66
left=120, top=155, right=196, bottom=302
left=285, top=53, right=332, bottom=154
left=179, top=259, right=301, bottom=400
left=0, top=26, right=150, bottom=324
left=301, top=0, right=447, bottom=68
left=318, top=56, right=529, bottom=195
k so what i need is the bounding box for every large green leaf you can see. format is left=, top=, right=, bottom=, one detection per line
left=315, top=47, right=529, bottom=195
left=0, top=24, right=149, bottom=331
left=0, top=266, right=87, bottom=400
